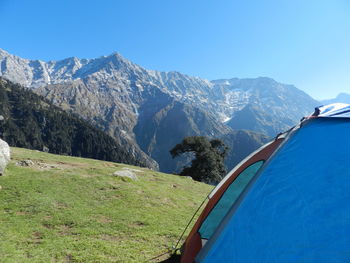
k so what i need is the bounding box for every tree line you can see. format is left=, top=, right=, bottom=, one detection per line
left=0, top=78, right=147, bottom=167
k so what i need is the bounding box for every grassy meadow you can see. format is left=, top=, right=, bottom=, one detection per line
left=0, top=148, right=212, bottom=262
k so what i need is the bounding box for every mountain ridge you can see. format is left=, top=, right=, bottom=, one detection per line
left=0, top=77, right=151, bottom=168
left=0, top=48, right=319, bottom=172
left=321, top=93, right=350, bottom=105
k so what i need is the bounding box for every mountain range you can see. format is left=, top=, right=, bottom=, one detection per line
left=321, top=93, right=350, bottom=105
left=0, top=77, right=145, bottom=167
left=0, top=48, right=324, bottom=172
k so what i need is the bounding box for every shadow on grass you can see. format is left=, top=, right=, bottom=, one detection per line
left=158, top=253, right=181, bottom=263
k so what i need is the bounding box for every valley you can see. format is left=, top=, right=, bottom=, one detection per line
left=0, top=49, right=321, bottom=173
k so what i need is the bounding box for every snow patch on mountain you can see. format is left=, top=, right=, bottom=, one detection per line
left=0, top=48, right=320, bottom=170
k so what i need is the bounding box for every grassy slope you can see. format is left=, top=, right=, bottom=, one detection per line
left=0, top=148, right=212, bottom=263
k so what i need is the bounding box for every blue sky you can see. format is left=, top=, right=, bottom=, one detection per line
left=1, top=0, right=350, bottom=99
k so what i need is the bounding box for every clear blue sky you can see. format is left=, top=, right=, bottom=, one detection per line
left=1, top=0, right=350, bottom=99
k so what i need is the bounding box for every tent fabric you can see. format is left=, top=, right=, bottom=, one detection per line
left=180, top=139, right=284, bottom=263
left=317, top=103, right=350, bottom=117
left=196, top=118, right=350, bottom=263
left=198, top=161, right=264, bottom=240
left=209, top=140, right=277, bottom=199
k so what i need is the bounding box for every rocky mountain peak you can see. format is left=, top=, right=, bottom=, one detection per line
left=0, top=48, right=320, bottom=172
left=0, top=48, right=10, bottom=57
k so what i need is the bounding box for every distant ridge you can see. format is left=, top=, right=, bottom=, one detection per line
left=321, top=93, right=350, bottom=105
left=0, top=78, right=151, bottom=168
left=0, top=48, right=319, bottom=172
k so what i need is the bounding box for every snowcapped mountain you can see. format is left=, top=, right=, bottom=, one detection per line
left=212, top=78, right=319, bottom=136
left=321, top=93, right=350, bottom=105
left=0, top=48, right=319, bottom=172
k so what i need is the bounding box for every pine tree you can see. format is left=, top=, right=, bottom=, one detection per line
left=170, top=136, right=228, bottom=184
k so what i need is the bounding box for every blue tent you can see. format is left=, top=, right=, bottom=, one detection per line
left=181, top=103, right=350, bottom=263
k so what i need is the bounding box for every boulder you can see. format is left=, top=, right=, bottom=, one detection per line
left=0, top=139, right=10, bottom=175
left=112, top=168, right=139, bottom=180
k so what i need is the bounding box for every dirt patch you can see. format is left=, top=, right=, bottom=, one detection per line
left=64, top=254, right=74, bottom=263
left=31, top=231, right=43, bottom=244
left=58, top=224, right=73, bottom=236
left=136, top=190, right=145, bottom=194
left=15, top=211, right=29, bottom=216
left=148, top=174, right=163, bottom=182
left=161, top=198, right=173, bottom=205
left=103, top=163, right=120, bottom=168
left=96, top=215, right=113, bottom=224
left=56, top=161, right=87, bottom=169
left=42, top=223, right=54, bottom=229
left=53, top=201, right=69, bottom=210
left=80, top=174, right=97, bottom=178
left=15, top=159, right=57, bottom=170
left=98, top=234, right=123, bottom=242
left=130, top=221, right=147, bottom=228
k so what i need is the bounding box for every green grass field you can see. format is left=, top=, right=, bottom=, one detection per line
left=0, top=148, right=212, bottom=262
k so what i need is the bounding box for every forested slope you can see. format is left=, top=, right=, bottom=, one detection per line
left=0, top=78, right=147, bottom=167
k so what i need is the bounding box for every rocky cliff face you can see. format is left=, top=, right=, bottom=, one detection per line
left=0, top=48, right=318, bottom=172
left=0, top=78, right=149, bottom=168
left=214, top=78, right=320, bottom=136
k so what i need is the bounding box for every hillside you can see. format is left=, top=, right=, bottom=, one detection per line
left=216, top=78, right=319, bottom=136
left=0, top=48, right=314, bottom=173
left=0, top=78, right=153, bottom=169
left=35, top=74, right=268, bottom=173
left=0, top=147, right=212, bottom=262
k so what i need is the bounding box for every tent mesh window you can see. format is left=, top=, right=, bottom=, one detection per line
left=198, top=160, right=264, bottom=240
